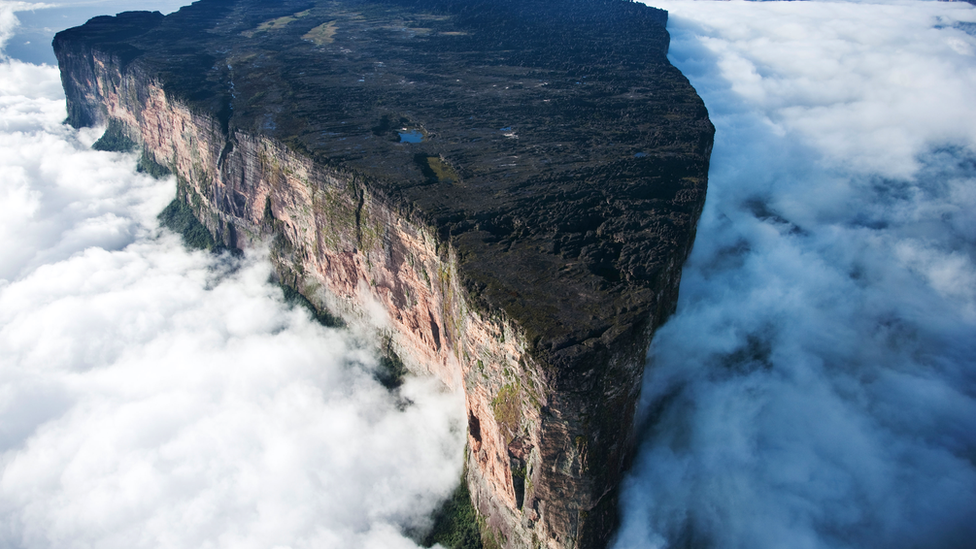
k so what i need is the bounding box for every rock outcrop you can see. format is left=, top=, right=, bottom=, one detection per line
left=54, top=1, right=713, bottom=547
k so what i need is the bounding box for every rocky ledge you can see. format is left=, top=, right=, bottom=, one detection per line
left=54, top=0, right=713, bottom=547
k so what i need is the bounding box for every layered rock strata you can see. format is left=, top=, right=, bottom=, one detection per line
left=54, top=1, right=713, bottom=547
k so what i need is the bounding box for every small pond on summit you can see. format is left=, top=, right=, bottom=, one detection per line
left=398, top=129, right=424, bottom=143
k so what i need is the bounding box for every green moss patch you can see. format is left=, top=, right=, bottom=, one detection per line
left=422, top=480, right=483, bottom=549
left=416, top=154, right=459, bottom=183
left=92, top=119, right=136, bottom=152
left=137, top=149, right=171, bottom=178
left=491, top=384, right=521, bottom=443
left=158, top=198, right=217, bottom=250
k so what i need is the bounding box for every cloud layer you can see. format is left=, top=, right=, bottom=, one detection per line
left=616, top=2, right=976, bottom=548
left=0, top=6, right=465, bottom=547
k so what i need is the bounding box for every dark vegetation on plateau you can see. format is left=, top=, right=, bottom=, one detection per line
left=57, top=0, right=713, bottom=365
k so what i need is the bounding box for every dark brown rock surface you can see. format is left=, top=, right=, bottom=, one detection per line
left=55, top=1, right=713, bottom=547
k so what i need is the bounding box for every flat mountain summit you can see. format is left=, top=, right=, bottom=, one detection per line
left=55, top=1, right=713, bottom=546
left=57, top=0, right=712, bottom=366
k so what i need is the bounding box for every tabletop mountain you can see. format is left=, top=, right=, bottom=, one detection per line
left=55, top=1, right=713, bottom=547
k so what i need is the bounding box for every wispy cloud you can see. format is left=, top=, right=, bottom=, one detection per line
left=616, top=2, right=976, bottom=548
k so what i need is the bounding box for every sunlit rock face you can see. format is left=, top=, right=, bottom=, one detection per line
left=54, top=0, right=712, bottom=547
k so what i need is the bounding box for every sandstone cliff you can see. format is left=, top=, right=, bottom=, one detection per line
left=54, top=1, right=713, bottom=547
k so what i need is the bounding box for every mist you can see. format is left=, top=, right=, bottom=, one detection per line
left=0, top=3, right=465, bottom=548
left=616, top=1, right=976, bottom=548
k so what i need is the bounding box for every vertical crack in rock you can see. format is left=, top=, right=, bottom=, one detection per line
left=54, top=0, right=714, bottom=547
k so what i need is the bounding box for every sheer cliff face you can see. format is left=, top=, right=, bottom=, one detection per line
left=54, top=1, right=713, bottom=547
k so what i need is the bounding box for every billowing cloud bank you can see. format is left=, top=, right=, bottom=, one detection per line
left=0, top=7, right=465, bottom=548
left=617, top=1, right=976, bottom=548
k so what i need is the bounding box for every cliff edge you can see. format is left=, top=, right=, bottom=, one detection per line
left=54, top=0, right=713, bottom=547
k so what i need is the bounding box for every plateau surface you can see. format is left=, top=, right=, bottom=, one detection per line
left=54, top=0, right=713, bottom=546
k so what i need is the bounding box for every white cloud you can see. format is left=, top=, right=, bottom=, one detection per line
left=662, top=0, right=976, bottom=178
left=0, top=44, right=463, bottom=549
left=617, top=1, right=976, bottom=548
